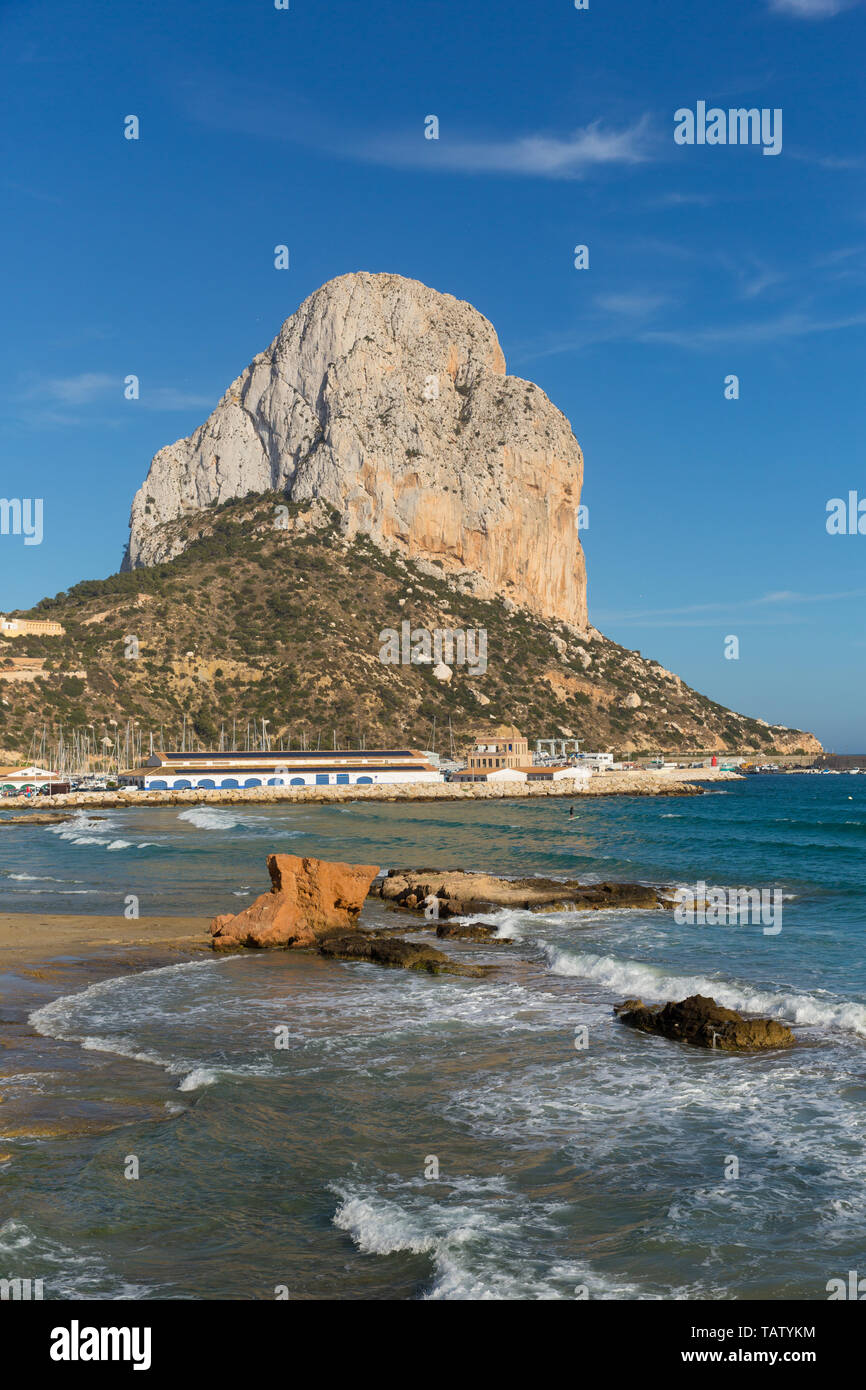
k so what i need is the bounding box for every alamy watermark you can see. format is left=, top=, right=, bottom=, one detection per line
left=674, top=881, right=782, bottom=935
left=674, top=103, right=782, bottom=156
left=0, top=498, right=43, bottom=546
left=378, top=621, right=487, bottom=676
left=826, top=492, right=866, bottom=534
left=1, top=1276, right=44, bottom=1300
left=50, top=1323, right=152, bottom=1371
left=827, top=1270, right=866, bottom=1300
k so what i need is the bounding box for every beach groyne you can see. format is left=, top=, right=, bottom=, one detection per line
left=9, top=768, right=740, bottom=813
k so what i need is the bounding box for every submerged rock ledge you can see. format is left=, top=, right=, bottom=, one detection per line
left=317, top=932, right=489, bottom=977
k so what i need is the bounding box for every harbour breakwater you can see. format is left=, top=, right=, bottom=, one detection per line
left=11, top=768, right=739, bottom=813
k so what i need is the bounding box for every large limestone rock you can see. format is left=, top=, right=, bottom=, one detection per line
left=614, top=994, right=795, bottom=1051
left=125, top=272, right=587, bottom=628
left=210, top=853, right=379, bottom=951
left=372, top=868, right=662, bottom=916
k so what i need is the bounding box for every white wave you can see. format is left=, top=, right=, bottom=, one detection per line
left=72, top=1033, right=245, bottom=1092
left=453, top=907, right=529, bottom=941
left=0, top=1071, right=59, bottom=1095
left=79, top=1033, right=167, bottom=1066
left=49, top=813, right=119, bottom=841
left=177, top=1067, right=218, bottom=1091
left=30, top=960, right=222, bottom=1052
left=331, top=1182, right=647, bottom=1300
left=44, top=812, right=151, bottom=852
left=9, top=888, right=97, bottom=895
left=7, top=873, right=81, bottom=882
left=177, top=805, right=252, bottom=831
left=540, top=943, right=866, bottom=1037
left=29, top=959, right=274, bottom=1095
left=0, top=1220, right=152, bottom=1299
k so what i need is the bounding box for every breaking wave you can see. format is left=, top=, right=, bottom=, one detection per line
left=539, top=942, right=866, bottom=1037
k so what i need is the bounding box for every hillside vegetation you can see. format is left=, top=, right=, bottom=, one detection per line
left=0, top=493, right=819, bottom=760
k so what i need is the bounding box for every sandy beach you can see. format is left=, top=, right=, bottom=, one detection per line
left=0, top=913, right=210, bottom=970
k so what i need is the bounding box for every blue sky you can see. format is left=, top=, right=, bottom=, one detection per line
left=2, top=0, right=865, bottom=747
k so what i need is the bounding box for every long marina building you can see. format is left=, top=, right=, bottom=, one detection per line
left=121, top=749, right=442, bottom=790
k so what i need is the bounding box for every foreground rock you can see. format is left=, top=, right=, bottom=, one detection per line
left=317, top=931, right=489, bottom=977
left=210, top=853, right=379, bottom=951
left=614, top=994, right=795, bottom=1051
left=373, top=869, right=662, bottom=917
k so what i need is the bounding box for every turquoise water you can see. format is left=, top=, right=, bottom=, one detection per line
left=2, top=776, right=866, bottom=1299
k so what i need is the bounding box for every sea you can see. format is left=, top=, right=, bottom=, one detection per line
left=1, top=775, right=865, bottom=1301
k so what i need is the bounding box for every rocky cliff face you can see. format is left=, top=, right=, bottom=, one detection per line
left=125, top=272, right=587, bottom=629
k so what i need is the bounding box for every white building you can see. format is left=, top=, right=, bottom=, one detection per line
left=0, top=765, right=68, bottom=793
left=526, top=765, right=592, bottom=784
left=120, top=748, right=443, bottom=790
left=0, top=616, right=65, bottom=637
left=575, top=753, right=614, bottom=772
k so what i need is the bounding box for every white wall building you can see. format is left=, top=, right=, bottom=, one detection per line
left=575, top=753, right=614, bottom=772
left=120, top=749, right=443, bottom=790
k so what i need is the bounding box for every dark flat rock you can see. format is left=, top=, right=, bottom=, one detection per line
left=434, top=920, right=511, bottom=942
left=614, top=993, right=795, bottom=1051
left=317, top=931, right=490, bottom=977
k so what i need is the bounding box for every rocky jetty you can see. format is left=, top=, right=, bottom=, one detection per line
left=210, top=853, right=379, bottom=951
left=372, top=868, right=662, bottom=917
left=23, top=769, right=735, bottom=814
left=614, top=994, right=795, bottom=1051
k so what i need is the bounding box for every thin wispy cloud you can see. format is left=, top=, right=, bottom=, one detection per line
left=648, top=191, right=722, bottom=208
left=146, top=387, right=215, bottom=411
left=638, top=308, right=866, bottom=348
left=3, top=179, right=63, bottom=206
left=734, top=263, right=789, bottom=300
left=176, top=71, right=654, bottom=181
left=594, top=292, right=670, bottom=317
left=596, top=589, right=866, bottom=627
left=19, top=373, right=213, bottom=413
left=361, top=118, right=654, bottom=179
left=789, top=148, right=866, bottom=170
left=41, top=372, right=116, bottom=405
left=522, top=236, right=862, bottom=360
left=768, top=0, right=855, bottom=16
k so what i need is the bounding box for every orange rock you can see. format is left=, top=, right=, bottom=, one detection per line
left=210, top=854, right=380, bottom=951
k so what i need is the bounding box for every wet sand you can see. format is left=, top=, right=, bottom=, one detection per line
left=0, top=913, right=210, bottom=970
